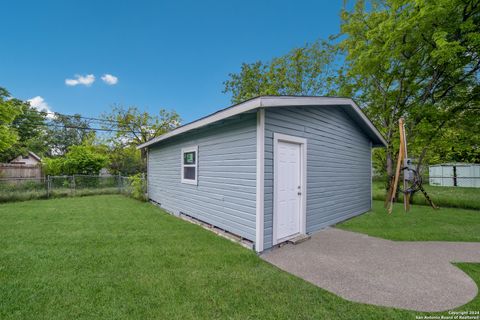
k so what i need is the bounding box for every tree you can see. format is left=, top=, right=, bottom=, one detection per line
left=0, top=88, right=22, bottom=153
left=102, top=105, right=181, bottom=164
left=46, top=114, right=93, bottom=156
left=107, top=145, right=144, bottom=175
left=222, top=0, right=479, bottom=180
left=223, top=41, right=339, bottom=103
left=43, top=143, right=108, bottom=175
left=339, top=0, right=480, bottom=179
left=62, top=144, right=108, bottom=175
left=427, top=108, right=480, bottom=164
left=0, top=101, right=50, bottom=162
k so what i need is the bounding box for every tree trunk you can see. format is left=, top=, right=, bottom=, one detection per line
left=415, top=147, right=428, bottom=174
left=385, top=146, right=394, bottom=191
left=140, top=148, right=148, bottom=172
left=386, top=150, right=393, bottom=178
left=384, top=127, right=394, bottom=190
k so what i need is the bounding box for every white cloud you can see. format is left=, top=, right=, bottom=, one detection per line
left=65, top=74, right=95, bottom=86
left=28, top=96, right=55, bottom=119
left=101, top=74, right=118, bottom=85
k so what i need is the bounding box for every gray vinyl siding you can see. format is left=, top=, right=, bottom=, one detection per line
left=263, top=106, right=372, bottom=249
left=147, top=113, right=257, bottom=241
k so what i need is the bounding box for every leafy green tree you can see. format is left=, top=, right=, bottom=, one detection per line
left=102, top=105, right=181, bottom=164
left=47, top=114, right=93, bottom=156
left=107, top=145, right=143, bottom=175
left=223, top=41, right=339, bottom=103
left=43, top=144, right=108, bottom=175
left=339, top=0, right=480, bottom=178
left=41, top=157, right=64, bottom=176
left=0, top=101, right=50, bottom=162
left=1, top=93, right=93, bottom=160
left=0, top=88, right=22, bottom=153
left=222, top=0, right=479, bottom=183
left=428, top=108, right=480, bottom=164
left=128, top=173, right=147, bottom=201
left=62, top=144, right=108, bottom=175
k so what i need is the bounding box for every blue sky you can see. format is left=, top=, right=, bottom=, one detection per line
left=1, top=0, right=343, bottom=123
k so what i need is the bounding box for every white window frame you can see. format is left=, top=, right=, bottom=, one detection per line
left=181, top=146, right=198, bottom=185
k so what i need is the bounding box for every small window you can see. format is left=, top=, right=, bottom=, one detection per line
left=22, top=155, right=29, bottom=159
left=181, top=146, right=198, bottom=185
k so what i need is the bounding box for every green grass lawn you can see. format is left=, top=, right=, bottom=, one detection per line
left=338, top=200, right=480, bottom=242
left=0, top=195, right=478, bottom=319
left=373, top=181, right=480, bottom=210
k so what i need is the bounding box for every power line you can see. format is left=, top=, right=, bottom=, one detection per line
left=8, top=120, right=144, bottom=134
left=29, top=109, right=152, bottom=127
left=48, top=112, right=124, bottom=125
left=45, top=123, right=143, bottom=134
left=12, top=108, right=164, bottom=135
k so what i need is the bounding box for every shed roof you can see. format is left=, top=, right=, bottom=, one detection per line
left=138, top=96, right=387, bottom=149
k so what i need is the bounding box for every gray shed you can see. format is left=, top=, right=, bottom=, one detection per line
left=138, top=96, right=386, bottom=252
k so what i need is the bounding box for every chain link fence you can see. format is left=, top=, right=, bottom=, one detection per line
left=0, top=174, right=146, bottom=203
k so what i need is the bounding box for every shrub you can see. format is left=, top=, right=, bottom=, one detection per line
left=42, top=145, right=108, bottom=176
left=128, top=174, right=146, bottom=201
left=42, top=157, right=64, bottom=176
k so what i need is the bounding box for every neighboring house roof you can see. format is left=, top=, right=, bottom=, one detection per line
left=27, top=151, right=42, bottom=161
left=138, top=96, right=387, bottom=149
left=9, top=151, right=42, bottom=163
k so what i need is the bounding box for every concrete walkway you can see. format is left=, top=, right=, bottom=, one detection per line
left=261, top=228, right=480, bottom=312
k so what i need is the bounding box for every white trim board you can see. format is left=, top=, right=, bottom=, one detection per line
left=146, top=147, right=149, bottom=199
left=272, top=133, right=307, bottom=246
left=255, top=109, right=265, bottom=253
left=138, top=96, right=387, bottom=149
left=370, top=141, right=373, bottom=210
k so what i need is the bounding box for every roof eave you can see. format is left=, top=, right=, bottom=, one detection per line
left=137, top=96, right=387, bottom=149
left=28, top=151, right=42, bottom=161
left=137, top=97, right=262, bottom=149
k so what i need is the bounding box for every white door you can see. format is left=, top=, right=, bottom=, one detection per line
left=275, top=140, right=302, bottom=241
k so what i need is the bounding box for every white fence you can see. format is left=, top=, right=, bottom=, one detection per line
left=429, top=164, right=480, bottom=188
